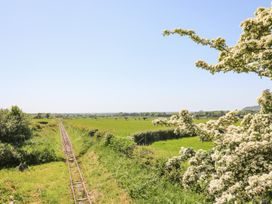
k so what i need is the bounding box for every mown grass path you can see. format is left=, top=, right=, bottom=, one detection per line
left=60, top=123, right=92, bottom=204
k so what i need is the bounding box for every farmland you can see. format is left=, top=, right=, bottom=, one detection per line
left=1, top=3, right=271, bottom=203
left=0, top=116, right=213, bottom=203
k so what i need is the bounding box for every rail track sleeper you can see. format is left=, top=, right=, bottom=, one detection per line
left=60, top=123, right=92, bottom=204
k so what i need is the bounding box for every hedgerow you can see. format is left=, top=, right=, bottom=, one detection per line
left=132, top=129, right=185, bottom=145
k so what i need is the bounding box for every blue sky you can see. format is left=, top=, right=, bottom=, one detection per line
left=0, top=0, right=271, bottom=113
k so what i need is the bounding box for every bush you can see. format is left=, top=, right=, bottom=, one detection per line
left=101, top=134, right=136, bottom=156
left=0, top=143, right=20, bottom=167
left=88, top=129, right=98, bottom=137
left=132, top=129, right=184, bottom=145
left=164, top=91, right=272, bottom=203
left=21, top=144, right=58, bottom=165
left=0, top=106, right=31, bottom=146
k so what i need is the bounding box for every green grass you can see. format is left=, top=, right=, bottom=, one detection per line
left=64, top=117, right=211, bottom=137
left=79, top=149, right=132, bottom=203
left=146, top=136, right=214, bottom=159
left=30, top=118, right=64, bottom=159
left=92, top=144, right=208, bottom=204
left=0, top=162, right=72, bottom=203
left=65, top=118, right=169, bottom=137
left=64, top=125, right=93, bottom=157
left=65, top=126, right=133, bottom=203
left=0, top=119, right=72, bottom=203
left=65, top=124, right=209, bottom=203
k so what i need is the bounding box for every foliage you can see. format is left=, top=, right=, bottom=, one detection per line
left=21, top=143, right=58, bottom=165
left=165, top=91, right=272, bottom=203
left=0, top=143, right=20, bottom=167
left=0, top=106, right=31, bottom=146
left=164, top=7, right=272, bottom=79
left=103, top=134, right=136, bottom=157
left=163, top=6, right=272, bottom=203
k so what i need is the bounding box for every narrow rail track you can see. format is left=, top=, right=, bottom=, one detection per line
left=60, top=123, right=92, bottom=204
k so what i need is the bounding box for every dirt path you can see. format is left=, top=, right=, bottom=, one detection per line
left=60, top=123, right=92, bottom=204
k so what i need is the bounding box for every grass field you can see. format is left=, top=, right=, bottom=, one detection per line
left=146, top=136, right=213, bottom=159
left=64, top=117, right=211, bottom=137
left=65, top=118, right=169, bottom=137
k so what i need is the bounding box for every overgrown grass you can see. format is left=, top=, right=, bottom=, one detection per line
left=64, top=125, right=93, bottom=157
left=92, top=144, right=207, bottom=203
left=65, top=126, right=133, bottom=203
left=79, top=150, right=132, bottom=203
left=0, top=119, right=72, bottom=203
left=0, top=162, right=72, bottom=203
left=30, top=118, right=64, bottom=159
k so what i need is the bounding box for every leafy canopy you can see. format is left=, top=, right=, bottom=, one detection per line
left=164, top=7, right=272, bottom=79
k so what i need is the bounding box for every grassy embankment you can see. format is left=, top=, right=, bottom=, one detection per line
left=0, top=119, right=72, bottom=203
left=64, top=117, right=213, bottom=203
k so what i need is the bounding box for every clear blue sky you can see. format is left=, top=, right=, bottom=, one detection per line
left=0, top=0, right=271, bottom=113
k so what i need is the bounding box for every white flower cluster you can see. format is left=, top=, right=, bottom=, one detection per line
left=152, top=117, right=169, bottom=126
left=164, top=7, right=272, bottom=79
left=197, top=111, right=239, bottom=141
left=164, top=90, right=272, bottom=203
left=152, top=110, right=197, bottom=136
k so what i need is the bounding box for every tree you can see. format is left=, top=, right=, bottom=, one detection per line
left=35, top=113, right=42, bottom=119
left=45, top=113, right=50, bottom=119
left=163, top=7, right=272, bottom=79
left=162, top=6, right=272, bottom=204
left=0, top=106, right=31, bottom=146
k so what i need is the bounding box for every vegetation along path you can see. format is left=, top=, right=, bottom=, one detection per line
left=60, top=122, right=92, bottom=204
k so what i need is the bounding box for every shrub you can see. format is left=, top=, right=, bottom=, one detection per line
left=132, top=129, right=184, bottom=145
left=21, top=144, right=58, bottom=165
left=165, top=90, right=272, bottom=203
left=102, top=134, right=136, bottom=156
left=88, top=129, right=98, bottom=137
left=0, top=143, right=20, bottom=167
left=0, top=106, right=31, bottom=146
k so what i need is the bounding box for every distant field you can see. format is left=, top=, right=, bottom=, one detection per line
left=64, top=117, right=211, bottom=137
left=64, top=117, right=169, bottom=137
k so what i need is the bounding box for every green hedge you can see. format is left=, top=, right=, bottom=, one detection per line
left=132, top=129, right=185, bottom=145
left=93, top=131, right=136, bottom=157
left=21, top=145, right=58, bottom=165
